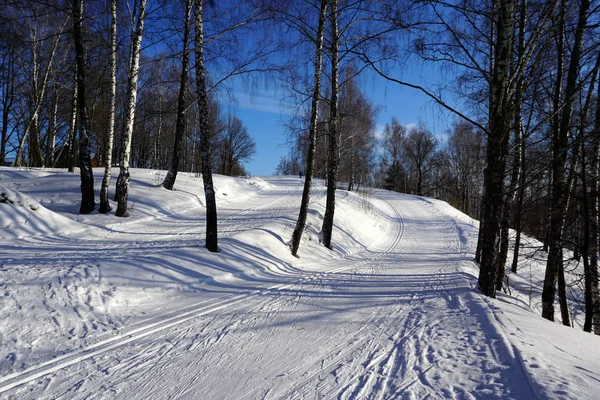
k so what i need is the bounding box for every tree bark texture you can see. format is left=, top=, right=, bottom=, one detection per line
left=99, top=0, right=117, bottom=213
left=497, top=0, right=526, bottom=289
left=589, top=60, right=600, bottom=334
left=477, top=0, right=515, bottom=298
left=322, top=0, right=339, bottom=250
left=291, top=0, right=328, bottom=257
left=0, top=48, right=14, bottom=166
left=73, top=0, right=95, bottom=214
left=162, top=0, right=192, bottom=191
left=542, top=0, right=589, bottom=321
left=195, top=0, right=218, bottom=252
left=115, top=0, right=148, bottom=217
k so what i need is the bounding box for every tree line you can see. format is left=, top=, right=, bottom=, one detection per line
left=1, top=0, right=600, bottom=335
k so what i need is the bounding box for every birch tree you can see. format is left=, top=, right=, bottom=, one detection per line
left=72, top=0, right=94, bottom=214
left=590, top=65, right=600, bottom=334
left=542, top=0, right=590, bottom=321
left=162, top=0, right=192, bottom=191
left=195, top=0, right=219, bottom=252
left=99, top=0, right=117, bottom=213
left=290, top=0, right=328, bottom=257
left=115, top=0, right=148, bottom=217
left=321, top=0, right=339, bottom=250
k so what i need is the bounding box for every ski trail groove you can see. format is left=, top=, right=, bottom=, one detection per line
left=0, top=188, right=398, bottom=396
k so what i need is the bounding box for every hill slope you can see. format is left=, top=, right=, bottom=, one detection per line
left=0, top=167, right=598, bottom=399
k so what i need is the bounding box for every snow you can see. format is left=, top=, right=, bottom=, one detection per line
left=0, top=166, right=599, bottom=399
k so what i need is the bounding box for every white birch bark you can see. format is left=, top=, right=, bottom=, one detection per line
left=100, top=0, right=117, bottom=213
left=115, top=0, right=148, bottom=217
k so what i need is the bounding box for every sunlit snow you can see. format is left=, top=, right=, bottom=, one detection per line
left=0, top=167, right=598, bottom=399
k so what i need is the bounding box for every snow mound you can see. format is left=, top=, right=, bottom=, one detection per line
left=1, top=186, right=41, bottom=210
left=0, top=185, right=88, bottom=239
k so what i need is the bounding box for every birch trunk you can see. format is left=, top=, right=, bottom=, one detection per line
left=15, top=25, right=62, bottom=167
left=542, top=0, right=590, bottom=321
left=115, top=0, right=148, bottom=217
left=99, top=0, right=117, bottom=214
left=195, top=0, right=218, bottom=252
left=322, top=0, right=339, bottom=250
left=497, top=0, right=526, bottom=290
left=45, top=89, right=59, bottom=166
left=162, top=0, right=192, bottom=191
left=73, top=0, right=95, bottom=214
left=591, top=76, right=600, bottom=335
left=66, top=68, right=78, bottom=172
left=291, top=0, right=328, bottom=256
left=478, top=0, right=515, bottom=297
left=0, top=48, right=14, bottom=166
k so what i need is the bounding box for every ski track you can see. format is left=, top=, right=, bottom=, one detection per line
left=1, top=181, right=536, bottom=399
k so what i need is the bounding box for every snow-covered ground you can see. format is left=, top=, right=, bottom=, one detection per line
left=0, top=167, right=599, bottom=399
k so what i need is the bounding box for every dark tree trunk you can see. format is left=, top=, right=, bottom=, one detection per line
left=73, top=0, right=95, bottom=214
left=587, top=56, right=600, bottom=334
left=162, top=0, right=192, bottom=191
left=195, top=0, right=218, bottom=252
left=291, top=0, right=328, bottom=257
left=321, top=0, right=339, bottom=250
left=0, top=48, right=14, bottom=166
left=511, top=137, right=526, bottom=273
left=497, top=0, right=526, bottom=288
left=542, top=0, right=589, bottom=321
left=478, top=0, right=515, bottom=298
left=29, top=114, right=43, bottom=167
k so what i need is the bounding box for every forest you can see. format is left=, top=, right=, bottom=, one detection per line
left=1, top=0, right=599, bottom=336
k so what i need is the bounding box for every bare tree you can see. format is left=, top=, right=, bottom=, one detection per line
left=99, top=0, right=117, bottom=213
left=542, top=0, right=590, bottom=322
left=402, top=125, right=438, bottom=196
left=321, top=0, right=340, bottom=250
left=291, top=0, right=328, bottom=257
left=115, top=0, right=148, bottom=217
left=162, top=0, right=192, bottom=191
left=217, top=115, right=256, bottom=176
left=195, top=0, right=218, bottom=252
left=72, top=0, right=94, bottom=214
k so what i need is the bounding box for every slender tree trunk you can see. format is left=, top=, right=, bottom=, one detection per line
left=322, top=0, right=339, bottom=250
left=73, top=0, right=95, bottom=214
left=291, top=0, right=328, bottom=257
left=557, top=248, right=570, bottom=325
left=15, top=22, right=63, bottom=168
left=45, top=90, right=59, bottom=166
left=497, top=0, right=526, bottom=289
left=542, top=0, right=590, bottom=321
left=162, top=0, right=192, bottom=191
left=511, top=135, right=526, bottom=273
left=478, top=0, right=515, bottom=297
left=195, top=0, right=218, bottom=252
left=66, top=70, right=78, bottom=172
left=115, top=0, right=148, bottom=217
left=588, top=59, right=600, bottom=334
left=0, top=48, right=14, bottom=166
left=100, top=0, right=117, bottom=213
left=476, top=205, right=483, bottom=263
left=581, top=132, right=593, bottom=331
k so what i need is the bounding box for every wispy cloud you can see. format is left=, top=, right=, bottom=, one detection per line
left=226, top=92, right=297, bottom=116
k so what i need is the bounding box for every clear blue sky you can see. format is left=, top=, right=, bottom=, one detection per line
left=228, top=64, right=454, bottom=177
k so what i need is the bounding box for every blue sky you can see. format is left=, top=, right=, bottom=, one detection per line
left=227, top=66, right=454, bottom=177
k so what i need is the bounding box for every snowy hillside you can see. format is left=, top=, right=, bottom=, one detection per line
left=0, top=167, right=599, bottom=399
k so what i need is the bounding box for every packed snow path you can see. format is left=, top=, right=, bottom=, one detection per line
left=1, top=171, right=598, bottom=399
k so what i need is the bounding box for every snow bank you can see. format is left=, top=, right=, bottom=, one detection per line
left=0, top=185, right=89, bottom=239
